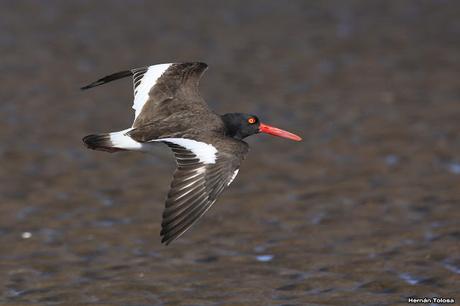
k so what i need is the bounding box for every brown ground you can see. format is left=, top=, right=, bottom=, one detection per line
left=1, top=1, right=459, bottom=305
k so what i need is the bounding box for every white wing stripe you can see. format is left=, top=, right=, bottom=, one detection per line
left=151, top=138, right=217, bottom=164
left=228, top=169, right=239, bottom=186
left=132, top=63, right=172, bottom=121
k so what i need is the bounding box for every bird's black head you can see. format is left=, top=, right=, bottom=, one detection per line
left=221, top=113, right=302, bottom=141
left=221, top=113, right=260, bottom=139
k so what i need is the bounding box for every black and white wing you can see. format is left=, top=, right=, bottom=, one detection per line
left=81, top=62, right=211, bottom=128
left=153, top=137, right=249, bottom=245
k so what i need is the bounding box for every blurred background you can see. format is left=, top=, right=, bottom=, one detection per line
left=1, top=1, right=459, bottom=305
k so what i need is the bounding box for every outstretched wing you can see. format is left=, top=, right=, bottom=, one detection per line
left=81, top=62, right=210, bottom=127
left=131, top=63, right=173, bottom=119
left=154, top=137, right=249, bottom=245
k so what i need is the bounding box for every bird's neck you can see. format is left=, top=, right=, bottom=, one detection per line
left=221, top=113, right=244, bottom=140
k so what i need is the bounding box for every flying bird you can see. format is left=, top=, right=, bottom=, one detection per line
left=81, top=62, right=301, bottom=245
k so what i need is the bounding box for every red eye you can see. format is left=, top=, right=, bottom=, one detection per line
left=248, top=117, right=256, bottom=124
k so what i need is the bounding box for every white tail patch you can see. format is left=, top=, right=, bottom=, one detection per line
left=152, top=138, right=217, bottom=164
left=132, top=63, right=172, bottom=121
left=109, top=129, right=146, bottom=151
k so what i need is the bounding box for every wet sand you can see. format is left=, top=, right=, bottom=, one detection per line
left=1, top=1, right=459, bottom=305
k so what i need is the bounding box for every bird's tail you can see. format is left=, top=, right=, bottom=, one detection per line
left=83, top=129, right=145, bottom=153
left=83, top=133, right=125, bottom=153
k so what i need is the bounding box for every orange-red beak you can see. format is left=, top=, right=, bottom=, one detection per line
left=259, top=123, right=302, bottom=141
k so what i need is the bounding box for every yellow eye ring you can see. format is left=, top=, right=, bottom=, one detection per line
left=248, top=117, right=256, bottom=124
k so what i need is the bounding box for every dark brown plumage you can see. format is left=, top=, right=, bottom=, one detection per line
left=81, top=62, right=301, bottom=244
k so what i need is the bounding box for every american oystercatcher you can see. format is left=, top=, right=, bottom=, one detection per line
left=82, top=62, right=301, bottom=245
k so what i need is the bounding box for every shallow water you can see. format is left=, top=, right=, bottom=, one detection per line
left=1, top=1, right=459, bottom=305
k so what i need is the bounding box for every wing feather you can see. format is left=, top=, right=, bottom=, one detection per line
left=81, top=62, right=210, bottom=129
left=159, top=138, right=248, bottom=245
